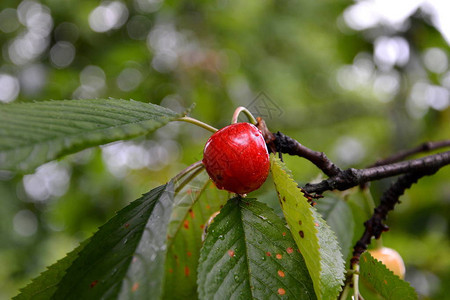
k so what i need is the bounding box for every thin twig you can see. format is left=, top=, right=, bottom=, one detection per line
left=350, top=168, right=439, bottom=266
left=370, top=140, right=450, bottom=167
left=272, top=131, right=342, bottom=177
left=303, top=151, right=450, bottom=194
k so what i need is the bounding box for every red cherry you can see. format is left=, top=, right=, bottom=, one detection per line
left=202, top=122, right=270, bottom=194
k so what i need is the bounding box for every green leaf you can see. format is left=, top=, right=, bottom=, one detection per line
left=13, top=239, right=89, bottom=300
left=198, top=197, right=316, bottom=299
left=0, top=99, right=182, bottom=173
left=52, top=183, right=175, bottom=299
left=315, top=196, right=354, bottom=260
left=271, top=155, right=345, bottom=300
left=359, top=252, right=417, bottom=300
left=162, top=170, right=229, bottom=299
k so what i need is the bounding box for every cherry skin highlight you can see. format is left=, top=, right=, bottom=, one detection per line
left=202, top=122, right=270, bottom=194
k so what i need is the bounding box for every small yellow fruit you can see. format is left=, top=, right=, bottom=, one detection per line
left=369, top=247, right=406, bottom=279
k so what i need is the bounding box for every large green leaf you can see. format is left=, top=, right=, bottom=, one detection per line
left=162, top=170, right=229, bottom=299
left=315, top=196, right=354, bottom=261
left=359, top=252, right=417, bottom=300
left=51, top=183, right=174, bottom=299
left=198, top=197, right=316, bottom=299
left=0, top=99, right=181, bottom=173
left=13, top=239, right=89, bottom=300
left=271, top=156, right=345, bottom=300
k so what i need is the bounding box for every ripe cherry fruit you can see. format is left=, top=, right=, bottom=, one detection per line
left=202, top=122, right=270, bottom=194
left=369, top=247, right=406, bottom=279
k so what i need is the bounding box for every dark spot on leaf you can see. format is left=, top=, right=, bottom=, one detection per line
left=184, top=266, right=190, bottom=277
left=278, top=288, right=286, bottom=295
left=187, top=251, right=192, bottom=257
left=299, top=230, right=304, bottom=238
left=276, top=254, right=282, bottom=259
left=132, top=283, right=139, bottom=292
left=183, top=220, right=189, bottom=229
left=90, top=280, right=98, bottom=288
left=278, top=270, right=285, bottom=277
left=298, top=220, right=302, bottom=225
left=228, top=250, right=235, bottom=257
left=200, top=224, right=205, bottom=229
left=189, top=209, right=195, bottom=219
left=266, top=252, right=272, bottom=257
left=124, top=223, right=130, bottom=229
left=282, top=196, right=286, bottom=202
left=286, top=247, right=294, bottom=254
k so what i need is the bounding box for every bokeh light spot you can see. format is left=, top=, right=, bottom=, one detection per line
left=49, top=41, right=76, bottom=69
left=23, top=162, right=71, bottom=202
left=0, top=74, right=20, bottom=103
left=116, top=67, right=143, bottom=91
left=13, top=210, right=38, bottom=237
left=0, top=8, right=20, bottom=33
left=423, top=47, right=448, bottom=74
left=89, top=1, right=129, bottom=33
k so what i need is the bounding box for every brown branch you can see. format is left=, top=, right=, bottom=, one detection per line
left=350, top=168, right=439, bottom=265
left=265, top=128, right=450, bottom=290
left=303, top=151, right=450, bottom=194
left=272, top=131, right=342, bottom=177
left=265, top=130, right=450, bottom=194
left=370, top=140, right=450, bottom=167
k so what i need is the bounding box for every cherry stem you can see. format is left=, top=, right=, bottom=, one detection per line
left=172, top=160, right=204, bottom=191
left=352, top=263, right=360, bottom=300
left=339, top=283, right=351, bottom=300
left=231, top=106, right=257, bottom=124
left=178, top=116, right=218, bottom=133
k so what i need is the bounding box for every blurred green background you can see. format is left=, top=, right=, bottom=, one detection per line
left=0, top=0, right=449, bottom=299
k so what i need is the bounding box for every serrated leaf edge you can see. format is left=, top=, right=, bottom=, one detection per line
left=271, top=155, right=345, bottom=300
left=361, top=252, right=418, bottom=299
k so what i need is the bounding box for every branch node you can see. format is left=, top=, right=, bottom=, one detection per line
left=300, top=187, right=323, bottom=206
